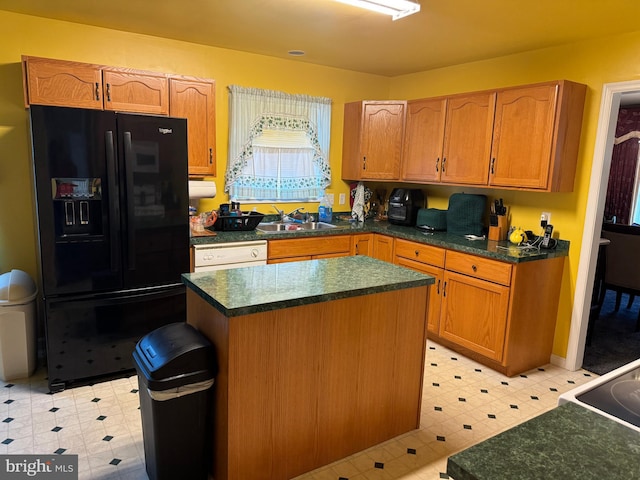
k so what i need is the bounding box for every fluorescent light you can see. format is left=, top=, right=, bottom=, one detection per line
left=335, top=0, right=420, bottom=20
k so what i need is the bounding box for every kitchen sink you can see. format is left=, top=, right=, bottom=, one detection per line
left=256, top=221, right=338, bottom=233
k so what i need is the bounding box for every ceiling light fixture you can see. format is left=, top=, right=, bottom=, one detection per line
left=335, top=0, right=420, bottom=20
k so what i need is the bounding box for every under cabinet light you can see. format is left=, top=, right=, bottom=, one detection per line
left=335, top=0, right=420, bottom=20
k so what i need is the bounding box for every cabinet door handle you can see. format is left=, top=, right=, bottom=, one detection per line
left=435, top=157, right=439, bottom=172
left=106, top=83, right=112, bottom=102
left=363, top=156, right=367, bottom=170
left=491, top=157, right=495, bottom=175
left=209, top=148, right=213, bottom=164
left=443, top=281, right=447, bottom=297
left=436, top=279, right=441, bottom=295
left=442, top=157, right=446, bottom=173
left=95, top=82, right=100, bottom=101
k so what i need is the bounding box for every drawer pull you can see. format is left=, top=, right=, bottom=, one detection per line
left=415, top=250, right=420, bottom=257
left=472, top=264, right=478, bottom=272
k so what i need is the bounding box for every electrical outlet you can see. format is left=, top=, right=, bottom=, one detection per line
left=327, top=193, right=335, bottom=205
left=339, top=193, right=346, bottom=205
left=541, top=212, right=551, bottom=227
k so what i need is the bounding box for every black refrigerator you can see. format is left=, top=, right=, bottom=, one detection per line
left=29, top=105, right=190, bottom=392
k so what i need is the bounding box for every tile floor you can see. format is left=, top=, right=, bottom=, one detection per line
left=0, top=340, right=596, bottom=480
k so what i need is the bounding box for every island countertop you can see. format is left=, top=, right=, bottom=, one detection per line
left=182, top=255, right=435, bottom=317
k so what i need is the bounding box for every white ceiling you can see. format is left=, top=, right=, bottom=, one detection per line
left=1, top=0, right=640, bottom=77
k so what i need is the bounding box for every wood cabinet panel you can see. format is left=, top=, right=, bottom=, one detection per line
left=489, top=84, right=557, bottom=189
left=23, top=56, right=103, bottom=109
left=170, top=77, right=216, bottom=176
left=445, top=250, right=512, bottom=286
left=268, top=235, right=351, bottom=261
left=490, top=81, right=586, bottom=192
left=342, top=101, right=406, bottom=180
left=351, top=233, right=373, bottom=256
left=394, top=238, right=445, bottom=268
left=102, top=68, right=168, bottom=114
left=401, top=98, right=447, bottom=182
left=440, top=270, right=510, bottom=362
left=372, top=234, right=394, bottom=262
left=441, top=91, right=496, bottom=185
left=396, top=257, right=443, bottom=335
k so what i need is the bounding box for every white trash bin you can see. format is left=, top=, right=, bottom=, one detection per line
left=0, top=270, right=38, bottom=381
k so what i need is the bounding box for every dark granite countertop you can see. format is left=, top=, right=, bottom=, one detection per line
left=191, top=217, right=569, bottom=264
left=182, top=255, right=435, bottom=317
left=447, top=402, right=640, bottom=480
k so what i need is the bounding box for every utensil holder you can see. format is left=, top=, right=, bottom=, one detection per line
left=488, top=216, right=508, bottom=241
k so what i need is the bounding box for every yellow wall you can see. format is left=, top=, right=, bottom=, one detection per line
left=3, top=9, right=640, bottom=359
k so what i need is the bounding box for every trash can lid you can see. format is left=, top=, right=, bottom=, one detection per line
left=0, top=270, right=37, bottom=305
left=133, top=322, right=217, bottom=391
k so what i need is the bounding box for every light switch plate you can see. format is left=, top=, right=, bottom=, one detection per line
left=327, top=193, right=335, bottom=205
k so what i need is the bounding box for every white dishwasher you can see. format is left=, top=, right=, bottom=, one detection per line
left=193, top=240, right=268, bottom=271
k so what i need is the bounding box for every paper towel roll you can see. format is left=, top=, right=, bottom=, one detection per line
left=188, top=180, right=217, bottom=200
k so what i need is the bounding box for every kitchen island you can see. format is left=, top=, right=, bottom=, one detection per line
left=182, top=255, right=434, bottom=480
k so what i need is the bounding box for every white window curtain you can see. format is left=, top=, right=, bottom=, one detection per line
left=225, top=85, right=332, bottom=201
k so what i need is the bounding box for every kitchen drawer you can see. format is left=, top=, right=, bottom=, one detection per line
left=268, top=235, right=351, bottom=260
left=394, top=238, right=445, bottom=267
left=445, top=250, right=512, bottom=286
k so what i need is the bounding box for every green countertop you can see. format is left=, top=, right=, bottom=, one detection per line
left=191, top=217, right=569, bottom=264
left=182, top=255, right=435, bottom=317
left=447, top=402, right=640, bottom=480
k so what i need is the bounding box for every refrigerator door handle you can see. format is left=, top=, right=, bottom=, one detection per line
left=106, top=131, right=120, bottom=273
left=123, top=131, right=136, bottom=271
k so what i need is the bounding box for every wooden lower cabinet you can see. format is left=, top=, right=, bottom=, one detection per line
left=373, top=234, right=394, bottom=262
left=394, top=239, right=565, bottom=376
left=351, top=233, right=373, bottom=256
left=268, top=235, right=351, bottom=263
left=439, top=270, right=510, bottom=362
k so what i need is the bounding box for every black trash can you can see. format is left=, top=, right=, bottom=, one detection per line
left=133, top=322, right=217, bottom=480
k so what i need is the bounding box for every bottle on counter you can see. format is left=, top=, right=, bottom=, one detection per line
left=318, top=195, right=333, bottom=223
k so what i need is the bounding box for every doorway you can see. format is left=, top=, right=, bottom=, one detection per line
left=565, top=79, right=640, bottom=372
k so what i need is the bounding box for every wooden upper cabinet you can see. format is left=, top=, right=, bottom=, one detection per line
left=169, top=77, right=216, bottom=176
left=23, top=56, right=103, bottom=109
left=441, top=91, right=496, bottom=186
left=401, top=98, right=447, bottom=182
left=102, top=68, right=168, bottom=115
left=342, top=101, right=406, bottom=181
left=489, top=81, right=586, bottom=192
left=23, top=56, right=169, bottom=114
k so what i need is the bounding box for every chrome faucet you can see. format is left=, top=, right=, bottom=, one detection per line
left=286, top=207, right=306, bottom=220
left=272, top=205, right=285, bottom=222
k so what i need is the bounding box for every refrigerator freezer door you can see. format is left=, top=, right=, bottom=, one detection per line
left=117, top=114, right=189, bottom=289
left=44, top=286, right=186, bottom=392
left=30, top=106, right=122, bottom=296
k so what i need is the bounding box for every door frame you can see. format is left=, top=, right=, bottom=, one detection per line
left=565, top=79, right=640, bottom=371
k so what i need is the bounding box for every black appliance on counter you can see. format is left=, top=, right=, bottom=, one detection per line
left=387, top=188, right=425, bottom=226
left=30, top=105, right=189, bottom=392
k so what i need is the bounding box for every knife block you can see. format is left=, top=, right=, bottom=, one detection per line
left=488, top=215, right=508, bottom=241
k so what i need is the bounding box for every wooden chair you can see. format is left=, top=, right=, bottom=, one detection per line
left=598, top=223, right=640, bottom=331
